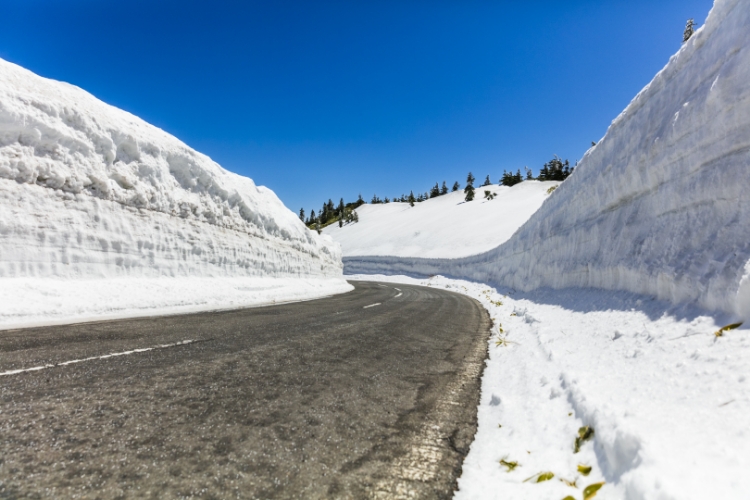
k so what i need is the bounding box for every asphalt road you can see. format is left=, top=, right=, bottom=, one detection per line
left=0, top=281, right=491, bottom=500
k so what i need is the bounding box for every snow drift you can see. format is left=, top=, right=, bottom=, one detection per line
left=345, top=0, right=750, bottom=319
left=0, top=58, right=349, bottom=326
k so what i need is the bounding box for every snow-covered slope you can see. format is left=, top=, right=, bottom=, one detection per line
left=0, top=58, right=349, bottom=327
left=324, top=181, right=559, bottom=259
left=345, top=0, right=750, bottom=320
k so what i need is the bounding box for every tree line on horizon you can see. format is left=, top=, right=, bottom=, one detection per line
left=300, top=155, right=575, bottom=230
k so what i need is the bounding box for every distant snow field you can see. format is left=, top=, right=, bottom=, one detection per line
left=323, top=181, right=559, bottom=259
left=0, top=58, right=350, bottom=328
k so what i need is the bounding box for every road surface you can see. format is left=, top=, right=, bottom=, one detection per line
left=0, top=281, right=490, bottom=499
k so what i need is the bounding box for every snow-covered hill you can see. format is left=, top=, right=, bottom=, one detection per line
left=344, top=0, right=750, bottom=321
left=324, top=181, right=559, bottom=259
left=0, top=58, right=350, bottom=327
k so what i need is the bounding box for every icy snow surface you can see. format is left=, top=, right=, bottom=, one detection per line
left=343, top=0, right=750, bottom=320
left=350, top=274, right=750, bottom=500
left=0, top=58, right=350, bottom=328
left=323, top=181, right=559, bottom=259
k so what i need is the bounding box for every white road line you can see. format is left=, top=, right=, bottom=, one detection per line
left=395, top=293, right=403, bottom=298
left=363, top=303, right=381, bottom=309
left=0, top=339, right=197, bottom=377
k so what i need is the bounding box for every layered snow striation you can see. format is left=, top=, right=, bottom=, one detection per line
left=323, top=180, right=559, bottom=259
left=0, top=58, right=342, bottom=279
left=347, top=0, right=750, bottom=319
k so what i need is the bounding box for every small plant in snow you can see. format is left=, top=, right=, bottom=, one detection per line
left=560, top=477, right=578, bottom=488
left=574, top=426, right=594, bottom=453
left=546, top=185, right=558, bottom=195
left=577, top=464, right=592, bottom=476
left=523, top=471, right=554, bottom=483
left=499, top=458, right=519, bottom=472
left=495, top=337, right=512, bottom=347
left=484, top=190, right=496, bottom=200
left=714, top=321, right=742, bottom=337
left=583, top=482, right=606, bottom=500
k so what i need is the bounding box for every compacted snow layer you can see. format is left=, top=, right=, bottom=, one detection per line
left=323, top=181, right=558, bottom=259
left=345, top=0, right=750, bottom=320
left=0, top=58, right=347, bottom=325
left=350, top=274, right=750, bottom=500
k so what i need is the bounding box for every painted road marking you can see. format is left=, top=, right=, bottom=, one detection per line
left=363, top=303, right=382, bottom=309
left=0, top=340, right=198, bottom=377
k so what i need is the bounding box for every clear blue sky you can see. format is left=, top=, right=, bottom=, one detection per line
left=1, top=0, right=712, bottom=214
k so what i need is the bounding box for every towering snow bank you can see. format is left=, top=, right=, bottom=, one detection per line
left=347, top=0, right=750, bottom=318
left=0, top=58, right=342, bottom=280
left=324, top=181, right=559, bottom=259
left=0, top=58, right=350, bottom=327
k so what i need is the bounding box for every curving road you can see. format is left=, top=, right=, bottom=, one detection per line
left=0, top=281, right=491, bottom=499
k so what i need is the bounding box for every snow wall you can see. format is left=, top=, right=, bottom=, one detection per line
left=346, top=0, right=750, bottom=319
left=0, top=59, right=343, bottom=281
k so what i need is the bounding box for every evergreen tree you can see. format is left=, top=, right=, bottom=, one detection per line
left=500, top=169, right=524, bottom=187
left=683, top=18, right=696, bottom=43
left=482, top=175, right=491, bottom=186
left=538, top=155, right=573, bottom=182
left=441, top=181, right=448, bottom=195
left=464, top=172, right=476, bottom=202
left=408, top=191, right=416, bottom=207
left=355, top=193, right=365, bottom=208
left=384, top=196, right=390, bottom=203
left=299, top=208, right=305, bottom=222
left=309, top=209, right=316, bottom=225
left=452, top=181, right=460, bottom=192
left=525, top=166, right=533, bottom=180
left=327, top=199, right=334, bottom=215
left=338, top=198, right=345, bottom=218
left=430, top=182, right=440, bottom=198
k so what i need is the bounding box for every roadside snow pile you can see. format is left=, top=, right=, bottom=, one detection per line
left=0, top=58, right=350, bottom=328
left=323, top=181, right=558, bottom=259
left=350, top=274, right=750, bottom=500
left=344, top=0, right=750, bottom=320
